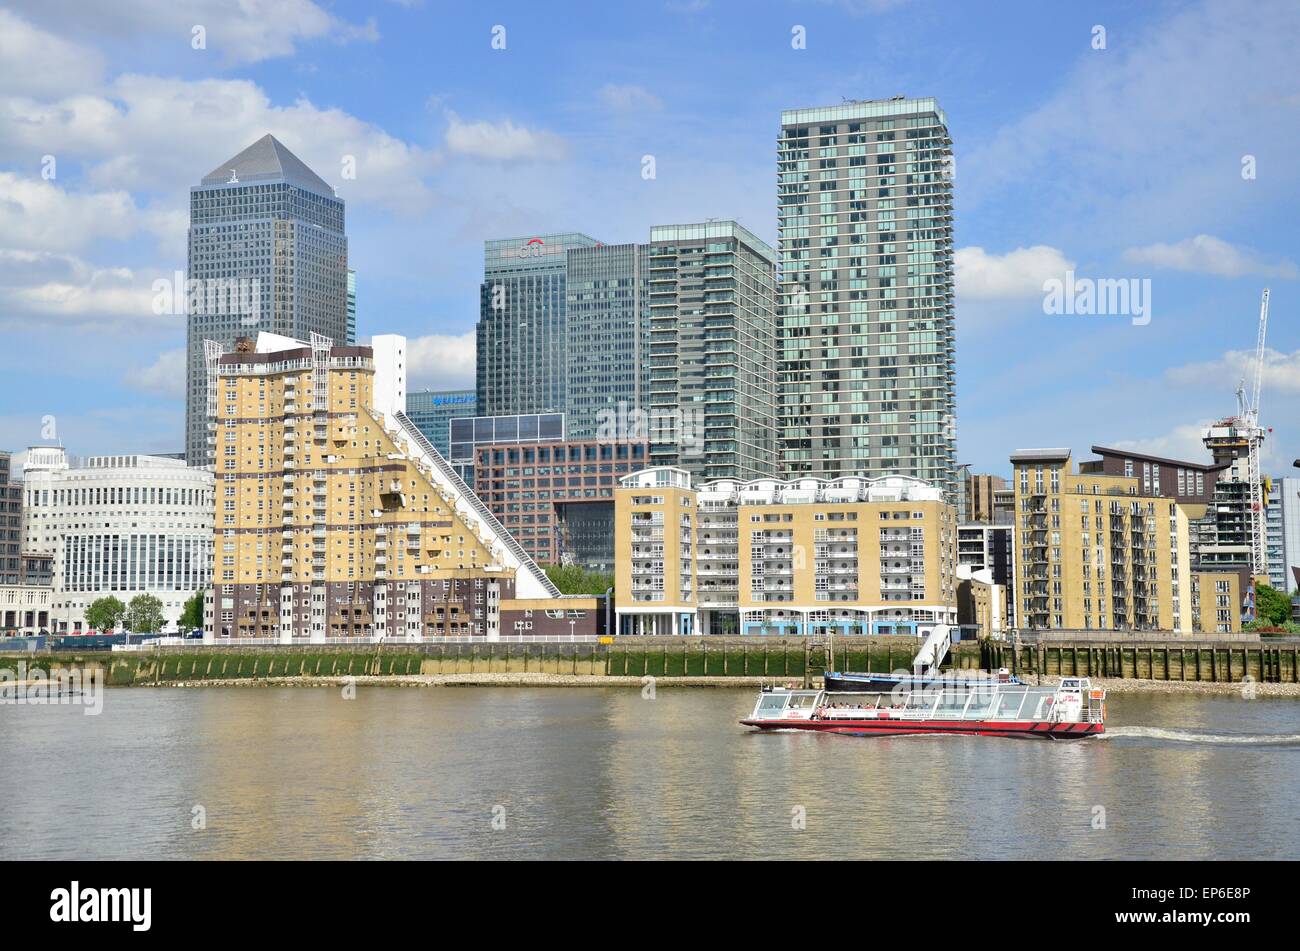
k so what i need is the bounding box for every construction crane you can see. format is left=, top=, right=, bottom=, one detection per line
left=1243, top=288, right=1271, bottom=580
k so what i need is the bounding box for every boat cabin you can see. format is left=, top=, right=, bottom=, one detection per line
left=749, top=679, right=1105, bottom=725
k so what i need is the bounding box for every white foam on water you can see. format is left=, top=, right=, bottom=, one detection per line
left=1101, top=725, right=1300, bottom=745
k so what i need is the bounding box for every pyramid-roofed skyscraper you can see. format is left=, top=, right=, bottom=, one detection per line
left=199, top=133, right=335, bottom=192
left=185, top=134, right=348, bottom=466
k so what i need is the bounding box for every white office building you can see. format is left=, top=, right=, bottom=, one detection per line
left=1268, top=476, right=1300, bottom=592
left=20, top=448, right=214, bottom=632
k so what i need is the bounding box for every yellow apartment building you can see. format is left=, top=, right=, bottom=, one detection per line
left=204, top=332, right=592, bottom=641
left=615, top=467, right=956, bottom=636
left=1191, top=571, right=1242, bottom=634
left=1010, top=448, right=1240, bottom=634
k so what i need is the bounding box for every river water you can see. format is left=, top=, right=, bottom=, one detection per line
left=2, top=687, right=1298, bottom=860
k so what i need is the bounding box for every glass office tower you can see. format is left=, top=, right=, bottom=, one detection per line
left=777, top=98, right=955, bottom=496
left=564, top=242, right=649, bottom=440
left=476, top=233, right=600, bottom=418
left=186, top=134, right=348, bottom=465
left=407, top=389, right=477, bottom=458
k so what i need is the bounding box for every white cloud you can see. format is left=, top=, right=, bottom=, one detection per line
left=1123, top=235, right=1299, bottom=279
left=1108, top=423, right=1219, bottom=467
left=406, top=331, right=476, bottom=390
left=0, top=249, right=163, bottom=328
left=962, top=0, right=1300, bottom=237
left=0, top=75, right=440, bottom=213
left=0, top=173, right=153, bottom=251
left=598, top=84, right=664, bottom=113
left=818, top=0, right=914, bottom=12
left=443, top=113, right=569, bottom=162
left=1167, top=347, right=1300, bottom=396
left=0, top=406, right=184, bottom=461
left=0, top=9, right=104, bottom=98
left=125, top=348, right=187, bottom=400
left=955, top=245, right=1074, bottom=300
left=3, top=1, right=374, bottom=66
left=1110, top=417, right=1296, bottom=475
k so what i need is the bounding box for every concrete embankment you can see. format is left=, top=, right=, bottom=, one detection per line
left=985, top=639, right=1300, bottom=685
left=156, top=674, right=1300, bottom=697
left=1007, top=672, right=1300, bottom=698
left=5, top=635, right=1298, bottom=691
left=162, top=674, right=772, bottom=688
left=7, top=636, right=960, bottom=687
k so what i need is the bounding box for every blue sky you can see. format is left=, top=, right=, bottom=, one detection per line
left=0, top=0, right=1296, bottom=479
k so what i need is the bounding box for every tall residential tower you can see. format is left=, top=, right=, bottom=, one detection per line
left=186, top=134, right=348, bottom=466
left=777, top=98, right=955, bottom=494
left=645, top=222, right=778, bottom=482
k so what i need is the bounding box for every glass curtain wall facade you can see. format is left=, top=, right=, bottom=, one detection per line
left=407, top=389, right=478, bottom=459
left=186, top=134, right=348, bottom=466
left=448, top=412, right=566, bottom=487
left=0, top=451, right=22, bottom=585
left=777, top=99, right=955, bottom=497
left=477, top=233, right=600, bottom=419
left=346, top=268, right=357, bottom=344
left=645, top=221, right=778, bottom=482
left=564, top=243, right=649, bottom=440
left=1267, top=476, right=1300, bottom=591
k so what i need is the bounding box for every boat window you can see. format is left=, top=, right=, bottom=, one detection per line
left=756, top=694, right=788, bottom=715
left=934, top=690, right=969, bottom=716
left=788, top=693, right=819, bottom=710
left=991, top=691, right=1024, bottom=718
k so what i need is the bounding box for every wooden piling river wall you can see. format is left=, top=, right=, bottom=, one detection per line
left=5, top=636, right=1298, bottom=686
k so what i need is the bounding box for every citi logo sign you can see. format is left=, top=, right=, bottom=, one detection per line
left=516, top=237, right=546, bottom=258
left=49, top=882, right=151, bottom=932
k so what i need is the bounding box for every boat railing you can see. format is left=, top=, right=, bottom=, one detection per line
left=814, top=683, right=1101, bottom=723
left=753, top=681, right=1105, bottom=725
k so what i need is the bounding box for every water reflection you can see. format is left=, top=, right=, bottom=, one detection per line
left=0, top=687, right=1296, bottom=860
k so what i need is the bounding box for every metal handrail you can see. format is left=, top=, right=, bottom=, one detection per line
left=808, top=682, right=1096, bottom=723
left=147, top=635, right=600, bottom=647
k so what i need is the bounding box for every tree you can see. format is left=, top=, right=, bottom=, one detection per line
left=179, top=590, right=204, bottom=630
left=1245, top=619, right=1300, bottom=636
left=85, top=596, right=126, bottom=632
left=542, top=564, right=614, bottom=595
left=1254, top=583, right=1292, bottom=627
left=124, top=594, right=165, bottom=634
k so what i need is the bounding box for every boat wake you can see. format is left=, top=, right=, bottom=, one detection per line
left=1101, top=725, right=1300, bottom=746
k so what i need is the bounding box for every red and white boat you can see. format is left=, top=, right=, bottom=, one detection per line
left=741, top=677, right=1106, bottom=739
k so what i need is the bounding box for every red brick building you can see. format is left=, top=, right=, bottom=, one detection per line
left=473, top=440, right=648, bottom=569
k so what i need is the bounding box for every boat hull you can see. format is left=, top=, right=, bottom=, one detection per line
left=739, top=718, right=1103, bottom=739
